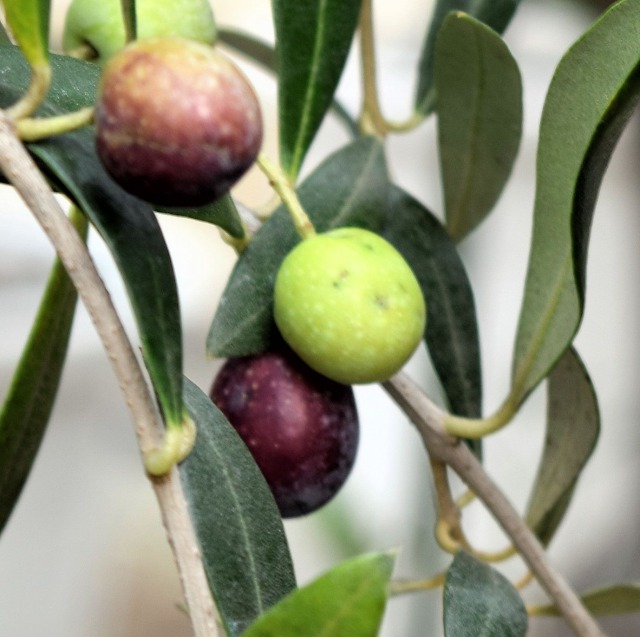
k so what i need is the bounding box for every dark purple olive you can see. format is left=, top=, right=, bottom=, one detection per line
left=95, top=36, right=262, bottom=206
left=210, top=348, right=359, bottom=518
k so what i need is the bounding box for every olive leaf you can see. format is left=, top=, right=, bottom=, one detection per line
left=0, top=209, right=87, bottom=534
left=180, top=378, right=296, bottom=636
left=0, top=45, right=99, bottom=111
left=435, top=12, right=522, bottom=240
left=524, top=347, right=599, bottom=545
left=512, top=0, right=640, bottom=404
left=242, top=551, right=395, bottom=637
left=272, top=0, right=362, bottom=180
left=444, top=551, right=527, bottom=637
left=415, top=0, right=522, bottom=115
left=2, top=0, right=50, bottom=67
left=217, top=28, right=359, bottom=138
left=207, top=136, right=389, bottom=358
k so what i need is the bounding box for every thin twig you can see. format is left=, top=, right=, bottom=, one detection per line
left=0, top=112, right=222, bottom=637
left=383, top=372, right=607, bottom=637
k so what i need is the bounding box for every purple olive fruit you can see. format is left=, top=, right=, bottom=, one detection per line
left=95, top=36, right=262, bottom=206
left=210, top=348, right=359, bottom=518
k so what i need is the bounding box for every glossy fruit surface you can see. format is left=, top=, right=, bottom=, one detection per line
left=95, top=36, right=262, bottom=206
left=63, top=0, right=216, bottom=65
left=210, top=348, right=359, bottom=518
left=274, top=227, right=426, bottom=384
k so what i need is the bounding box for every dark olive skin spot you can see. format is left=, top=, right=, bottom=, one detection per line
left=210, top=347, right=359, bottom=518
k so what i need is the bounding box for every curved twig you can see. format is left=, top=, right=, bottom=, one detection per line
left=0, top=112, right=222, bottom=637
left=383, top=372, right=607, bottom=637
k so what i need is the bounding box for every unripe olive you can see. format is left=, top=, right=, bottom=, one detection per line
left=63, top=0, right=217, bottom=66
left=95, top=36, right=262, bottom=206
left=274, top=227, right=426, bottom=384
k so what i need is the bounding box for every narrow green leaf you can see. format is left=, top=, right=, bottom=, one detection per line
left=207, top=136, right=389, bottom=358
left=242, top=551, right=395, bottom=637
left=2, top=0, right=50, bottom=66
left=273, top=0, right=362, bottom=179
left=181, top=378, right=296, bottom=636
left=157, top=194, right=245, bottom=239
left=532, top=584, right=640, bottom=617
left=513, top=0, right=640, bottom=403
left=435, top=13, right=522, bottom=240
left=444, top=551, right=527, bottom=637
left=0, top=208, right=87, bottom=534
left=218, top=28, right=359, bottom=139
left=383, top=187, right=482, bottom=458
left=414, top=0, right=521, bottom=115
left=525, top=347, right=599, bottom=545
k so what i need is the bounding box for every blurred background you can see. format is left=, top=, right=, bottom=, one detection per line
left=1, top=0, right=639, bottom=635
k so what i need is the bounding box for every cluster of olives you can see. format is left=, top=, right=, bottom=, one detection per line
left=66, top=0, right=427, bottom=517
left=212, top=226, right=426, bottom=517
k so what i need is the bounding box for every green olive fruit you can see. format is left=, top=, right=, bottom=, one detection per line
left=95, top=37, right=262, bottom=206
left=63, top=0, right=216, bottom=65
left=274, top=227, right=426, bottom=384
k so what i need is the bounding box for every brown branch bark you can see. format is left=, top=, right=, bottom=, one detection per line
left=0, top=112, right=222, bottom=637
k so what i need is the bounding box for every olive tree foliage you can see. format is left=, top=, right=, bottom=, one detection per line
left=0, top=0, right=639, bottom=635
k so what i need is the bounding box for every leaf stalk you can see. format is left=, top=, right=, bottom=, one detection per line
left=17, top=106, right=95, bottom=141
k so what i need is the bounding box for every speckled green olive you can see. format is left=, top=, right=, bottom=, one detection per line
left=273, top=227, right=426, bottom=384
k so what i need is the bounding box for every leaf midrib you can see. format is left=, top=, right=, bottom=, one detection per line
left=287, top=0, right=330, bottom=179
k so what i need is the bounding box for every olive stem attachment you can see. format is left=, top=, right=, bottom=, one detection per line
left=144, top=414, right=197, bottom=476
left=256, top=152, right=316, bottom=239
left=0, top=113, right=223, bottom=637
